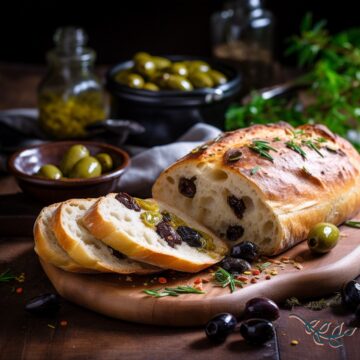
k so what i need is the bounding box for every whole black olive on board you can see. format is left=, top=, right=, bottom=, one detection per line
left=341, top=280, right=360, bottom=310
left=205, top=313, right=237, bottom=342
left=243, top=297, right=280, bottom=321
left=25, top=293, right=60, bottom=316
left=220, top=256, right=251, bottom=275
left=240, top=319, right=275, bottom=345
left=230, top=241, right=259, bottom=262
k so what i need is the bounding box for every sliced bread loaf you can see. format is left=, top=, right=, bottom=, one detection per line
left=52, top=198, right=161, bottom=274
left=34, top=203, right=88, bottom=272
left=82, top=193, right=228, bottom=273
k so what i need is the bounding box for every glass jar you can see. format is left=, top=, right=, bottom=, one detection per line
left=38, top=27, right=106, bottom=139
left=211, top=0, right=274, bottom=93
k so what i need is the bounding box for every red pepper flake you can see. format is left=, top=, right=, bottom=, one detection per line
left=250, top=278, right=257, bottom=284
left=281, top=256, right=290, bottom=261
left=236, top=276, right=248, bottom=282
left=60, top=320, right=68, bottom=327
left=251, top=269, right=260, bottom=276
left=193, top=277, right=202, bottom=285
left=265, top=275, right=271, bottom=280
left=16, top=287, right=23, bottom=294
left=158, top=277, right=167, bottom=284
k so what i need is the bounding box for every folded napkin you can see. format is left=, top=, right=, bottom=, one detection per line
left=120, top=123, right=221, bottom=198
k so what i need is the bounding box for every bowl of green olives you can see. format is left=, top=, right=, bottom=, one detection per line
left=106, top=53, right=241, bottom=146
left=8, top=141, right=130, bottom=203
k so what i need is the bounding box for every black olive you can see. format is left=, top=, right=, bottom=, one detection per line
left=226, top=225, right=244, bottom=241
left=178, top=176, right=197, bottom=198
left=224, top=148, right=243, bottom=163
left=240, top=319, right=275, bottom=344
left=220, top=256, right=251, bottom=275
left=205, top=313, right=237, bottom=342
left=230, top=241, right=259, bottom=262
left=115, top=192, right=141, bottom=212
left=341, top=280, right=360, bottom=310
left=176, top=226, right=202, bottom=247
left=243, top=297, right=280, bottom=321
left=227, top=195, right=246, bottom=219
left=156, top=221, right=182, bottom=248
left=355, top=304, right=360, bottom=321
left=25, top=293, right=60, bottom=316
left=161, top=211, right=172, bottom=222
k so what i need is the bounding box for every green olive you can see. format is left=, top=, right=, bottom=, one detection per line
left=167, top=75, right=193, bottom=91
left=152, top=56, right=171, bottom=70
left=126, top=73, right=145, bottom=89
left=307, top=222, right=340, bottom=254
left=95, top=153, right=113, bottom=172
left=189, top=72, right=214, bottom=88
left=69, top=156, right=102, bottom=179
left=114, top=69, right=132, bottom=84
left=208, top=69, right=227, bottom=86
left=133, top=52, right=151, bottom=62
left=135, top=58, right=156, bottom=78
left=186, top=60, right=210, bottom=74
left=142, top=82, right=159, bottom=91
left=153, top=72, right=171, bottom=88
left=38, top=164, right=63, bottom=180
left=60, top=144, right=90, bottom=176
left=169, top=62, right=188, bottom=77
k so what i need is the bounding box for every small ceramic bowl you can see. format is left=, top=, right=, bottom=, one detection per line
left=8, top=141, right=130, bottom=203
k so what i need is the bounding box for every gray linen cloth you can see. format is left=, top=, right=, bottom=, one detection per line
left=120, top=123, right=221, bottom=198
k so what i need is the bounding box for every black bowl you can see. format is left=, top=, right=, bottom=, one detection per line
left=106, top=56, right=242, bottom=146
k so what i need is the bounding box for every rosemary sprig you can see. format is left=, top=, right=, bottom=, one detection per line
left=303, top=140, right=324, bottom=157
left=0, top=269, right=16, bottom=283
left=286, top=140, right=307, bottom=159
left=315, top=137, right=328, bottom=144
left=256, top=262, right=272, bottom=271
left=344, top=220, right=360, bottom=229
left=143, top=286, right=205, bottom=298
left=250, top=166, right=261, bottom=175
left=214, top=267, right=244, bottom=293
left=249, top=140, right=277, bottom=162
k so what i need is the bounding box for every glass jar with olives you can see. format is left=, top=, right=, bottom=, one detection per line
left=36, top=144, right=114, bottom=180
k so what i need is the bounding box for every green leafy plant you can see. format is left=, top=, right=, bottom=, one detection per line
left=225, top=13, right=360, bottom=151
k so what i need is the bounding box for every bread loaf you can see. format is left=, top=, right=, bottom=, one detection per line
left=82, top=193, right=228, bottom=272
left=153, top=123, right=360, bottom=255
left=52, top=198, right=161, bottom=274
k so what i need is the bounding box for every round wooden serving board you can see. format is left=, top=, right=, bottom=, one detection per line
left=41, top=219, right=360, bottom=327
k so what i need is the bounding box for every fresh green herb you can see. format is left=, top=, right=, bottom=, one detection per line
left=286, top=140, right=307, bottom=158
left=143, top=286, right=205, bottom=298
left=273, top=137, right=281, bottom=142
left=249, top=140, right=277, bottom=162
left=250, top=166, right=261, bottom=175
left=316, top=137, right=328, bottom=144
left=0, top=269, right=16, bottom=283
left=344, top=220, right=360, bottom=229
left=257, top=262, right=272, bottom=271
left=303, top=140, right=324, bottom=157
left=225, top=13, right=360, bottom=152
left=214, top=267, right=245, bottom=293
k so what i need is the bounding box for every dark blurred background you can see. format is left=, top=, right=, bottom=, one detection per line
left=0, top=0, right=359, bottom=66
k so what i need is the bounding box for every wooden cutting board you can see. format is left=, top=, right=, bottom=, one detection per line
left=41, top=220, right=360, bottom=327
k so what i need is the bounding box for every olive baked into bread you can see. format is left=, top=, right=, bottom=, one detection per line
left=152, top=123, right=360, bottom=255
left=82, top=193, right=228, bottom=272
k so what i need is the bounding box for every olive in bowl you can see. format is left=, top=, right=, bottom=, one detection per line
left=8, top=141, right=130, bottom=203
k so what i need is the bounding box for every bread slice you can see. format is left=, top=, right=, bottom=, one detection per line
left=34, top=203, right=89, bottom=272
left=52, top=198, right=161, bottom=274
left=82, top=193, right=229, bottom=273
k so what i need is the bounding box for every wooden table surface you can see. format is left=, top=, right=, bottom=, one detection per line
left=0, top=63, right=359, bottom=360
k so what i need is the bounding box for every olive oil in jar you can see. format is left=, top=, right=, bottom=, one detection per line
left=38, top=27, right=106, bottom=139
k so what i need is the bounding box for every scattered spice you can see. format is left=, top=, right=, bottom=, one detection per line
left=294, top=263, right=303, bottom=270
left=270, top=270, right=278, bottom=276
left=16, top=287, right=23, bottom=294
left=251, top=269, right=260, bottom=276
left=60, top=320, right=68, bottom=327
left=158, top=277, right=168, bottom=284
left=250, top=278, right=257, bottom=284
left=125, top=276, right=133, bottom=282
left=16, top=273, right=25, bottom=283
left=47, top=324, right=56, bottom=329
left=291, top=340, right=299, bottom=346
left=193, top=278, right=202, bottom=285
left=265, top=275, right=271, bottom=280
left=250, top=166, right=261, bottom=175
left=236, top=276, right=248, bottom=282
